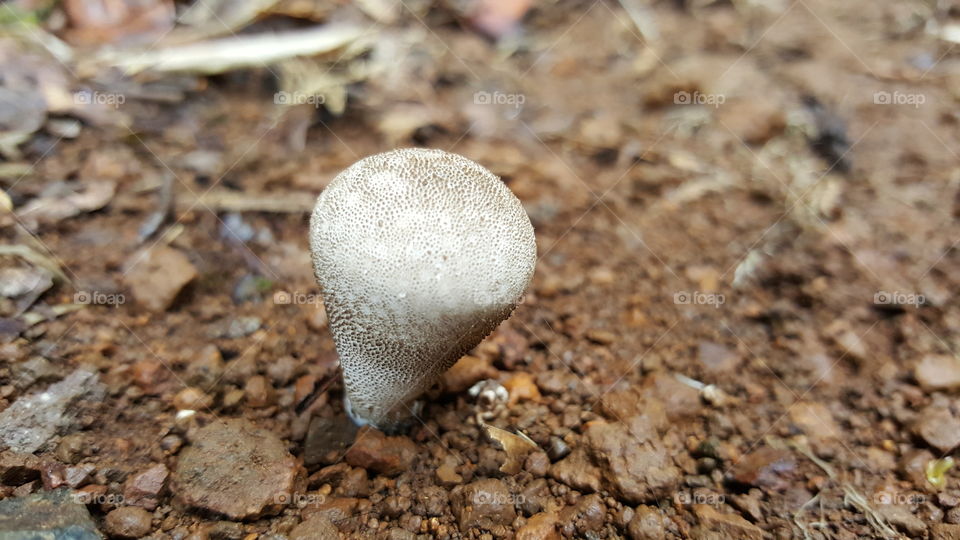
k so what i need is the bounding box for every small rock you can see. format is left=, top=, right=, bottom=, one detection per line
left=344, top=427, right=417, bottom=477
left=915, top=355, right=960, bottom=391
left=123, top=463, right=168, bottom=510
left=691, top=504, right=763, bottom=540
left=915, top=406, right=960, bottom=453
left=380, top=528, right=416, bottom=540
left=932, top=523, right=960, bottom=540
left=515, top=512, right=559, bottom=540
left=901, top=449, right=935, bottom=489
left=173, top=418, right=305, bottom=520
left=0, top=489, right=100, bottom=539
left=266, top=356, right=299, bottom=386
left=451, top=478, right=517, bottom=531
left=788, top=402, right=840, bottom=442
left=123, top=245, right=197, bottom=312
left=876, top=504, right=927, bottom=537
left=642, top=372, right=700, bottom=421
left=301, top=497, right=359, bottom=523
left=728, top=447, right=796, bottom=492
left=0, top=451, right=41, bottom=485
left=244, top=375, right=275, bottom=408
left=558, top=493, right=605, bottom=534
left=585, top=329, right=616, bottom=345
left=205, top=521, right=245, bottom=540
left=549, top=448, right=601, bottom=493
left=697, top=342, right=739, bottom=373
left=436, top=460, right=462, bottom=486
left=64, top=464, right=95, bottom=488
left=173, top=387, right=214, bottom=411
left=534, top=370, right=578, bottom=395
left=628, top=505, right=669, bottom=540
left=11, top=357, right=59, bottom=390
left=304, top=415, right=359, bottom=466
left=524, top=451, right=549, bottom=477
left=584, top=418, right=682, bottom=503
left=185, top=345, right=224, bottom=388
left=442, top=356, right=498, bottom=394
left=105, top=506, right=153, bottom=538
left=131, top=360, right=166, bottom=394
left=716, top=99, right=786, bottom=144
left=288, top=515, right=339, bottom=540
left=503, top=372, right=540, bottom=405
left=0, top=369, right=104, bottom=453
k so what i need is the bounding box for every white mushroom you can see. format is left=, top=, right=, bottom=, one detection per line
left=309, top=148, right=536, bottom=431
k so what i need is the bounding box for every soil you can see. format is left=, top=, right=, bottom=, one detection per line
left=2, top=1, right=960, bottom=539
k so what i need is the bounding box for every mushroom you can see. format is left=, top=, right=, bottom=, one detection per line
left=309, top=148, right=536, bottom=432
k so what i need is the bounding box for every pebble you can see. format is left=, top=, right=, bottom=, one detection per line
left=628, top=504, right=669, bottom=540
left=915, top=355, right=960, bottom=391
left=104, top=506, right=154, bottom=538
left=287, top=515, right=339, bottom=540
left=0, top=451, right=41, bottom=485
left=697, top=342, right=739, bottom=373
left=344, top=426, right=417, bottom=477
left=524, top=451, right=549, bottom=477
left=304, top=415, right=359, bottom=466
left=123, top=463, right=168, bottom=510
left=585, top=328, right=616, bottom=345
left=123, top=245, right=198, bottom=312
left=0, top=369, right=105, bottom=453
left=266, top=356, right=299, bottom=386
left=173, top=418, right=305, bottom=520
left=11, top=357, right=58, bottom=390
left=691, top=504, right=763, bottom=540
left=131, top=360, right=166, bottom=394
left=244, top=375, right=275, bottom=408
left=0, top=489, right=100, bottom=539
left=558, top=493, right=605, bottom=535
left=583, top=418, right=681, bottom=503
left=451, top=478, right=517, bottom=531
left=185, top=345, right=224, bottom=388
left=728, top=447, right=796, bottom=492
left=876, top=504, right=927, bottom=537
left=504, top=372, right=541, bottom=405
left=173, top=387, right=214, bottom=411
left=915, top=406, right=960, bottom=453
left=515, top=512, right=560, bottom=540
left=788, top=402, right=840, bottom=442
left=442, top=355, right=498, bottom=393
left=549, top=448, right=601, bottom=493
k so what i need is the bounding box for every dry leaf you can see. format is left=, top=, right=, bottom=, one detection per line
left=482, top=423, right=539, bottom=474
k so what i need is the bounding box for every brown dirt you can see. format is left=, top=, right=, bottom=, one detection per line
left=2, top=0, right=960, bottom=539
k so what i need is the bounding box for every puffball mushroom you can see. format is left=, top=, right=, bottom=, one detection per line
left=309, top=148, right=536, bottom=432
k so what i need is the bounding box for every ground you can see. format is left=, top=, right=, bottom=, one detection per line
left=1, top=0, right=960, bottom=539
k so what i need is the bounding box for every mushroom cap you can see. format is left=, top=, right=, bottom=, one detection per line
left=309, top=148, right=536, bottom=430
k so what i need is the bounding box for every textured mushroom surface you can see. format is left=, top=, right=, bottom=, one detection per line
left=309, top=148, right=536, bottom=430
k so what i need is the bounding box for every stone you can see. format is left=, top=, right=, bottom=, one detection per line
left=876, top=504, right=926, bottom=537
left=558, top=493, right=605, bottom=535
left=583, top=419, right=682, bottom=503
left=628, top=505, right=669, bottom=540
left=172, top=387, right=214, bottom=411
left=304, top=415, right=360, bottom=466
left=287, top=515, right=340, bottom=540
left=697, top=342, right=739, bottom=373
left=515, top=512, right=560, bottom=540
left=123, top=245, right=198, bottom=312
left=0, top=369, right=104, bottom=453
left=549, top=448, right=601, bottom=493
left=932, top=523, right=960, bottom=540
left=451, top=478, right=517, bottom=532
left=344, top=427, right=417, bottom=477
left=185, top=345, right=224, bottom=389
left=104, top=506, right=153, bottom=538
left=503, top=372, right=541, bottom=405
left=0, top=489, right=100, bottom=540
left=915, top=406, right=960, bottom=453
left=915, top=355, right=960, bottom=391
left=788, top=402, right=840, bottom=442
left=728, top=447, right=796, bottom=492
left=244, top=376, right=275, bottom=408
left=123, top=463, right=168, bottom=510
left=441, top=356, right=498, bottom=394
left=173, top=418, right=305, bottom=520
left=0, top=451, right=41, bottom=485
left=691, top=504, right=763, bottom=540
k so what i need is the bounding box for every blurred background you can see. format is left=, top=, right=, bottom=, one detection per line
left=1, top=0, right=960, bottom=538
